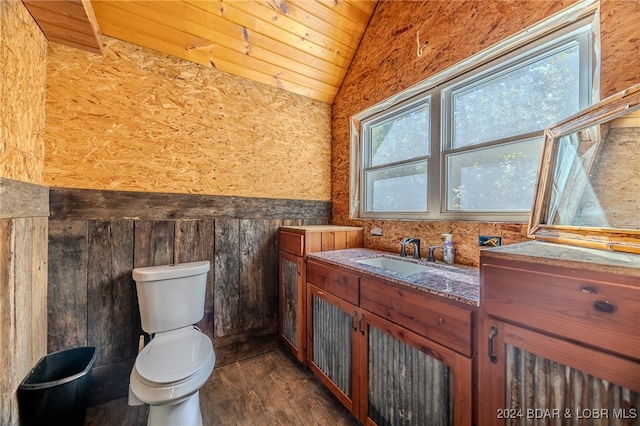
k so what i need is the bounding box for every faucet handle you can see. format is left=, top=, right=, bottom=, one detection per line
left=427, top=245, right=442, bottom=262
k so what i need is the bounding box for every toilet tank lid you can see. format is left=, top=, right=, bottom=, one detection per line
left=132, top=261, right=210, bottom=282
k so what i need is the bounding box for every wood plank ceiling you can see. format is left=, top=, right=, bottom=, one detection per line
left=23, top=0, right=104, bottom=54
left=24, top=0, right=378, bottom=103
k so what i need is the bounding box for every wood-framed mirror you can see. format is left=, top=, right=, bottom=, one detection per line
left=528, top=83, right=640, bottom=254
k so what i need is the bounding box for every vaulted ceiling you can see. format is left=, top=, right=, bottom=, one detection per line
left=23, top=0, right=378, bottom=103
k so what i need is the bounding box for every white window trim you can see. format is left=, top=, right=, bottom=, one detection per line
left=349, top=0, right=600, bottom=220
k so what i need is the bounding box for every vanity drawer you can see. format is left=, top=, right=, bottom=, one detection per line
left=306, top=260, right=359, bottom=305
left=482, top=263, right=640, bottom=360
left=279, top=231, right=304, bottom=256
left=360, top=277, right=473, bottom=356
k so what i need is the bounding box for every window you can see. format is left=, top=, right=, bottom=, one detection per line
left=362, top=100, right=430, bottom=215
left=352, top=6, right=597, bottom=221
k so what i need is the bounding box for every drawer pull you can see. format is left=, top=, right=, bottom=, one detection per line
left=593, top=300, right=615, bottom=313
left=351, top=312, right=358, bottom=331
left=581, top=286, right=597, bottom=294
left=488, top=325, right=498, bottom=364
left=359, top=314, right=366, bottom=335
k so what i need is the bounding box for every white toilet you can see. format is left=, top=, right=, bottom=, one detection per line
left=128, top=261, right=215, bottom=426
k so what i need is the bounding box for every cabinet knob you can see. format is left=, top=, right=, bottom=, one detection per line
left=593, top=300, right=615, bottom=314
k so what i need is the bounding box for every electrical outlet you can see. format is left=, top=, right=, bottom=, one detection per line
left=479, top=235, right=502, bottom=247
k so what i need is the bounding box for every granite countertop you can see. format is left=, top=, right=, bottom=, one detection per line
left=481, top=241, right=640, bottom=279
left=307, top=248, right=480, bottom=306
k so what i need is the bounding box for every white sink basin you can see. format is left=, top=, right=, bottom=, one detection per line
left=356, top=257, right=433, bottom=275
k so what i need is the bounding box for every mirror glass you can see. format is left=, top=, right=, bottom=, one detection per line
left=547, top=110, right=640, bottom=229
left=528, top=83, right=640, bottom=253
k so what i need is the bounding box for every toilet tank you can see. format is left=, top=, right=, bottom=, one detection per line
left=132, top=261, right=210, bottom=334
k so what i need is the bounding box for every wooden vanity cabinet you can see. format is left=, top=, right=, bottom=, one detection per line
left=478, top=252, right=640, bottom=426
left=278, top=226, right=363, bottom=363
left=306, top=259, right=474, bottom=425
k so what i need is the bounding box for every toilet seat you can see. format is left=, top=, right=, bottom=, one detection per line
left=130, top=326, right=215, bottom=406
left=136, top=327, right=213, bottom=384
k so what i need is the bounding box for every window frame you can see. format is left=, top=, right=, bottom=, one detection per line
left=350, top=2, right=599, bottom=222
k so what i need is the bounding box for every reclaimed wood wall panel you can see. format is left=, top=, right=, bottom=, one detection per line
left=44, top=37, right=331, bottom=201
left=331, top=0, right=640, bottom=266
left=31, top=216, right=48, bottom=361
left=0, top=0, right=47, bottom=185
left=0, top=219, right=16, bottom=424
left=133, top=221, right=175, bottom=267
left=48, top=219, right=88, bottom=352
left=175, top=220, right=216, bottom=337
left=239, top=219, right=265, bottom=331
left=88, top=221, right=135, bottom=366
left=14, top=218, right=34, bottom=382
left=0, top=183, right=48, bottom=425
left=262, top=219, right=282, bottom=324
left=213, top=219, right=241, bottom=338
left=0, top=179, right=49, bottom=219
left=49, top=187, right=332, bottom=221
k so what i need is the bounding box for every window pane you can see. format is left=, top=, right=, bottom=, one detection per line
left=365, top=162, right=427, bottom=212
left=369, top=105, right=430, bottom=166
left=447, top=139, right=540, bottom=211
left=452, top=44, right=581, bottom=148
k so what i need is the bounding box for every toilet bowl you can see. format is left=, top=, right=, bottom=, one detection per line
left=129, top=261, right=214, bottom=426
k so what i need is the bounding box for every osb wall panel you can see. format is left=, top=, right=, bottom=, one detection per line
left=332, top=0, right=640, bottom=266
left=45, top=37, right=331, bottom=200
left=0, top=0, right=47, bottom=184
left=600, top=0, right=640, bottom=97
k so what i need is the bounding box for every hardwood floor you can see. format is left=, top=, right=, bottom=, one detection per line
left=85, top=347, right=358, bottom=425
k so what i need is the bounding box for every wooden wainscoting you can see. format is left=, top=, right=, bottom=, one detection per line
left=0, top=178, right=49, bottom=424
left=48, top=187, right=331, bottom=405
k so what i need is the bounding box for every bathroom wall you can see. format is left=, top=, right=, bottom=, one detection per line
left=45, top=37, right=332, bottom=201
left=332, top=0, right=640, bottom=265
left=44, top=31, right=335, bottom=404
left=0, top=1, right=48, bottom=424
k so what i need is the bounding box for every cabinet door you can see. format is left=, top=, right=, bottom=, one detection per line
left=361, top=312, right=473, bottom=426
left=307, top=283, right=360, bottom=415
left=279, top=250, right=305, bottom=362
left=478, top=317, right=640, bottom=426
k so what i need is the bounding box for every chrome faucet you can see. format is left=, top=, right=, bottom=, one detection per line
left=399, top=239, right=409, bottom=257
left=427, top=245, right=442, bottom=262
left=400, top=238, right=421, bottom=259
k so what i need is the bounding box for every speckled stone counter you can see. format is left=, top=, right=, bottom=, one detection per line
left=307, top=248, right=480, bottom=306
left=481, top=241, right=640, bottom=279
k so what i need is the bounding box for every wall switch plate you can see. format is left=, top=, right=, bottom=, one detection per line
left=479, top=235, right=502, bottom=247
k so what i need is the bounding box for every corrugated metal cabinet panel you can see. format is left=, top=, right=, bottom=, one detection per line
left=279, top=250, right=305, bottom=362
left=478, top=318, right=640, bottom=426
left=306, top=282, right=474, bottom=425
left=278, top=226, right=364, bottom=364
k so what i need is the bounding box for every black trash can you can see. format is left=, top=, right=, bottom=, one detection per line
left=17, top=346, right=97, bottom=426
